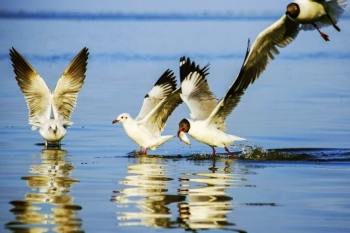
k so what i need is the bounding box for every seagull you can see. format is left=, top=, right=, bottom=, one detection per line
left=176, top=1, right=347, bottom=158
left=10, top=47, right=89, bottom=147
left=112, top=69, right=182, bottom=155
left=236, top=0, right=347, bottom=91
left=286, top=0, right=347, bottom=41
left=177, top=46, right=250, bottom=158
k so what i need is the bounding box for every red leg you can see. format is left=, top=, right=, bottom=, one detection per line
left=144, top=148, right=148, bottom=155
left=138, top=147, right=143, bottom=154
left=312, top=23, right=329, bottom=41
left=225, top=147, right=238, bottom=159
left=211, top=147, right=216, bottom=157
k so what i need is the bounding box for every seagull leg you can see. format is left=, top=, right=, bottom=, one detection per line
left=144, top=148, right=148, bottom=155
left=312, top=23, right=329, bottom=41
left=225, top=147, right=238, bottom=159
left=138, top=147, right=143, bottom=154
left=326, top=14, right=340, bottom=31
left=211, top=147, right=216, bottom=157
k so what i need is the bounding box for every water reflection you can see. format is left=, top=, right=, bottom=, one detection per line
left=111, top=157, right=185, bottom=228
left=177, top=159, right=246, bottom=232
left=112, top=157, right=251, bottom=232
left=5, top=149, right=83, bottom=233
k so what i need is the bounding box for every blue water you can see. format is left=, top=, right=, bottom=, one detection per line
left=1, top=1, right=350, bottom=232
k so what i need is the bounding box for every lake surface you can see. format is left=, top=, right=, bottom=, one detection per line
left=1, top=1, right=350, bottom=232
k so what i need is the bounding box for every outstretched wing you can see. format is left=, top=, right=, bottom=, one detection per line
left=10, top=47, right=52, bottom=127
left=52, top=47, right=88, bottom=121
left=136, top=69, right=177, bottom=121
left=206, top=40, right=250, bottom=131
left=179, top=56, right=216, bottom=121
left=237, top=15, right=299, bottom=89
left=207, top=15, right=299, bottom=129
left=139, top=87, right=183, bottom=135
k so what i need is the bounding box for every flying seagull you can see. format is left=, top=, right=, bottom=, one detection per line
left=286, top=0, right=347, bottom=41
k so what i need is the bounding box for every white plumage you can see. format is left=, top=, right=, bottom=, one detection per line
left=112, top=69, right=182, bottom=155
left=286, top=0, right=347, bottom=41
left=177, top=54, right=248, bottom=159
left=176, top=0, right=347, bottom=158
left=10, top=47, right=89, bottom=147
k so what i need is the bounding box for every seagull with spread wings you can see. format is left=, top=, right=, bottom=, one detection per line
left=112, top=69, right=182, bottom=155
left=177, top=44, right=250, bottom=158
left=234, top=0, right=347, bottom=91
left=10, top=47, right=89, bottom=147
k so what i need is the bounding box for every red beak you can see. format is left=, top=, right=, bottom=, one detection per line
left=112, top=119, right=119, bottom=124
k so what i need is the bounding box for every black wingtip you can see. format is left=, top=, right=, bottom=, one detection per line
left=9, top=47, right=21, bottom=62
left=179, top=56, right=210, bottom=83
left=77, top=47, right=89, bottom=63
left=9, top=47, right=16, bottom=63
left=9, top=47, right=38, bottom=79
left=246, top=38, right=251, bottom=56
left=153, top=68, right=177, bottom=91
left=9, top=47, right=15, bottom=55
left=201, top=62, right=210, bottom=76
left=82, top=47, right=89, bottom=58
left=239, top=38, right=251, bottom=70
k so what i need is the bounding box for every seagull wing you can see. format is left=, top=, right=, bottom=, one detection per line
left=206, top=41, right=250, bottom=131
left=10, top=47, right=52, bottom=128
left=136, top=69, right=177, bottom=121
left=237, top=14, right=299, bottom=89
left=139, top=87, right=183, bottom=135
left=179, top=57, right=216, bottom=121
left=52, top=47, right=88, bottom=123
left=207, top=15, right=299, bottom=130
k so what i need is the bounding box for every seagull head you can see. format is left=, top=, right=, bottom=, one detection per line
left=49, top=124, right=58, bottom=134
left=286, top=3, right=300, bottom=19
left=112, top=113, right=130, bottom=124
left=177, top=118, right=190, bottom=137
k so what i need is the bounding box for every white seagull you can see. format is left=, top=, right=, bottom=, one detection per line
left=286, top=0, right=347, bottom=41
left=10, top=47, right=89, bottom=147
left=237, top=0, right=347, bottom=90
left=177, top=46, right=250, bottom=158
left=112, top=69, right=182, bottom=155
left=177, top=0, right=347, bottom=158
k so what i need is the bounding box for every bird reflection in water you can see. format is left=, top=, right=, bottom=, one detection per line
left=112, top=157, right=249, bottom=232
left=111, top=156, right=185, bottom=228
left=5, top=149, right=83, bottom=233
left=178, top=159, right=246, bottom=232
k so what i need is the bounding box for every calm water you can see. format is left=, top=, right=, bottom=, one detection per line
left=1, top=1, right=350, bottom=232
